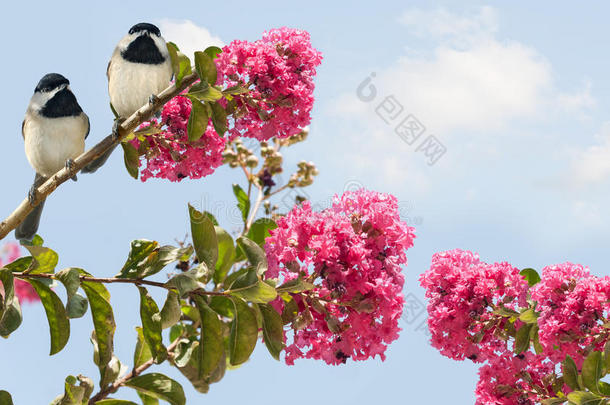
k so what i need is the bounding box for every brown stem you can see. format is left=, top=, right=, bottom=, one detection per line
left=0, top=73, right=200, bottom=241
left=12, top=272, right=227, bottom=296
left=88, top=336, right=183, bottom=404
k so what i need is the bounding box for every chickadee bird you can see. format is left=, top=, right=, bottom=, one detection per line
left=83, top=22, right=172, bottom=173
left=15, top=73, right=89, bottom=241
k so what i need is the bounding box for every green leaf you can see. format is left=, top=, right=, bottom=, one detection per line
left=116, top=240, right=159, bottom=279
left=228, top=269, right=277, bottom=304
left=566, top=391, right=605, bottom=405
left=95, top=400, right=138, bottom=405
left=134, top=327, right=153, bottom=369
left=203, top=211, right=218, bottom=226
left=531, top=324, right=543, bottom=355
left=563, top=355, right=582, bottom=390
left=143, top=246, right=193, bottom=279
left=232, top=184, right=251, bottom=225
left=209, top=102, right=227, bottom=136
left=171, top=344, right=214, bottom=394
left=3, top=256, right=32, bottom=272
left=0, top=269, right=21, bottom=337
left=519, top=308, right=539, bottom=324
left=604, top=340, right=610, bottom=373
left=137, top=287, right=167, bottom=364
left=173, top=339, right=197, bottom=368
left=56, top=268, right=80, bottom=297
left=540, top=398, right=566, bottom=405
left=166, top=271, right=205, bottom=297
left=23, top=278, right=70, bottom=355
left=276, top=278, right=315, bottom=294
left=166, top=42, right=192, bottom=86
left=193, top=297, right=224, bottom=378
left=236, top=237, right=268, bottom=276
left=137, top=392, right=160, bottom=405
left=228, top=297, right=258, bottom=366
left=208, top=296, right=235, bottom=319
left=583, top=350, right=603, bottom=394
left=281, top=295, right=299, bottom=325
left=194, top=51, right=217, bottom=84
left=160, top=290, right=181, bottom=330
left=50, top=374, right=94, bottom=405
left=186, top=99, right=209, bottom=142
left=66, top=293, right=88, bottom=319
left=0, top=390, right=13, bottom=405
left=514, top=323, right=532, bottom=354
left=520, top=268, right=541, bottom=287
left=81, top=280, right=115, bottom=384
left=223, top=85, right=249, bottom=96
left=214, top=227, right=235, bottom=285
left=124, top=373, right=186, bottom=405
left=23, top=245, right=58, bottom=274
left=57, top=268, right=88, bottom=319
left=258, top=303, right=284, bottom=360
left=204, top=46, right=222, bottom=60
left=246, top=218, right=277, bottom=247
left=188, top=204, right=218, bottom=271
left=187, top=86, right=223, bottom=102
left=120, top=142, right=139, bottom=179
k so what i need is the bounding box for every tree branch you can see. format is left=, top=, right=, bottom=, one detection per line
left=12, top=271, right=228, bottom=296
left=87, top=334, right=183, bottom=404
left=0, top=73, right=200, bottom=241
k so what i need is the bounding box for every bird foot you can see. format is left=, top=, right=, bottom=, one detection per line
left=28, top=185, right=37, bottom=206
left=112, top=117, right=126, bottom=140
left=149, top=94, right=159, bottom=105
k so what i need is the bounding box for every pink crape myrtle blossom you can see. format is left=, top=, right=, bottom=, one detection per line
left=419, top=249, right=529, bottom=363
left=475, top=352, right=557, bottom=405
left=132, top=95, right=226, bottom=182
left=0, top=243, right=38, bottom=303
left=216, top=27, right=323, bottom=141
left=531, top=263, right=610, bottom=366
left=136, top=27, right=322, bottom=182
left=264, top=189, right=415, bottom=365
left=421, top=250, right=609, bottom=403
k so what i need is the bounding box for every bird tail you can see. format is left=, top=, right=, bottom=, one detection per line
left=15, top=174, right=47, bottom=242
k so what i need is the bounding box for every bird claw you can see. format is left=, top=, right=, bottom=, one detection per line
left=65, top=158, right=75, bottom=171
left=112, top=117, right=126, bottom=140
left=28, top=185, right=37, bottom=206
left=149, top=94, right=159, bottom=105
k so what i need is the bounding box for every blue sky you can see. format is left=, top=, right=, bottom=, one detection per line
left=1, top=1, right=609, bottom=403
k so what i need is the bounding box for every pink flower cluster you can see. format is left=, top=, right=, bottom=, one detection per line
left=419, top=249, right=529, bottom=363
left=475, top=352, right=555, bottom=405
left=0, top=243, right=38, bottom=303
left=531, top=263, right=610, bottom=366
left=136, top=27, right=322, bottom=182
left=216, top=27, right=323, bottom=141
left=133, top=96, right=226, bottom=182
left=265, top=189, right=415, bottom=365
left=422, top=250, right=610, bottom=404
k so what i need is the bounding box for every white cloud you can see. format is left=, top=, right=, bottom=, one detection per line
left=329, top=7, right=597, bottom=193
left=398, top=6, right=498, bottom=46
left=570, top=122, right=610, bottom=184
left=158, top=19, right=223, bottom=59
left=557, top=79, right=596, bottom=115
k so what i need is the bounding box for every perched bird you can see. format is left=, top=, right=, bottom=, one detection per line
left=15, top=73, right=89, bottom=241
left=108, top=22, right=172, bottom=119
left=83, top=22, right=172, bottom=173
